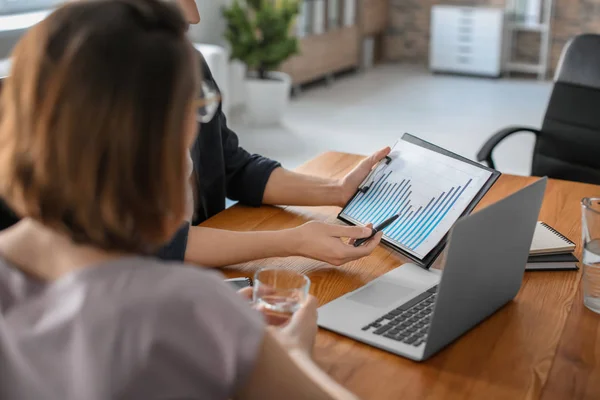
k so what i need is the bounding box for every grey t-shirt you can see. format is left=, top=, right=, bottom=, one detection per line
left=0, top=256, right=264, bottom=399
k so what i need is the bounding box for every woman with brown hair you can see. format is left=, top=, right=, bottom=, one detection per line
left=0, top=0, right=387, bottom=268
left=0, top=1, right=357, bottom=398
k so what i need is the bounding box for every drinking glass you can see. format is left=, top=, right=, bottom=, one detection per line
left=582, top=197, right=600, bottom=314
left=253, top=268, right=310, bottom=326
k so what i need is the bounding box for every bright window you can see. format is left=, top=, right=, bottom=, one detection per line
left=0, top=0, right=63, bottom=15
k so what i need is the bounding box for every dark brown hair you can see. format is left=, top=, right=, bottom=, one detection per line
left=0, top=0, right=199, bottom=253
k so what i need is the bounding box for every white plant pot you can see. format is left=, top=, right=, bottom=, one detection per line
left=244, top=71, right=292, bottom=126
left=229, top=60, right=247, bottom=111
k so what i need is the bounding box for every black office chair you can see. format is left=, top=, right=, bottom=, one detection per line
left=477, top=34, right=600, bottom=185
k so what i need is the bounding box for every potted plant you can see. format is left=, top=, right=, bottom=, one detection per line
left=223, top=0, right=299, bottom=125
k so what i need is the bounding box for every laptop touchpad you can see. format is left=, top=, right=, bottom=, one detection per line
left=348, top=281, right=416, bottom=308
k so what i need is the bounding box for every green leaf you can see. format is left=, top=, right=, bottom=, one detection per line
left=222, top=0, right=300, bottom=79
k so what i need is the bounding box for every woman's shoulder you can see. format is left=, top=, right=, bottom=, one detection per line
left=78, top=256, right=264, bottom=350
left=82, top=256, right=231, bottom=305
left=2, top=257, right=264, bottom=399
left=94, top=258, right=264, bottom=398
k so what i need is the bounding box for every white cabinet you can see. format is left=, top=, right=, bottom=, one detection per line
left=430, top=6, right=504, bottom=77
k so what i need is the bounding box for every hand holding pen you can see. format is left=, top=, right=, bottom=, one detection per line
left=353, top=214, right=399, bottom=247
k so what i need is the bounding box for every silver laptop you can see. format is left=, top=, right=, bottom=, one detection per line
left=318, top=178, right=547, bottom=361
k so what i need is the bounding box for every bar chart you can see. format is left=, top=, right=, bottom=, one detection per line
left=341, top=139, right=492, bottom=259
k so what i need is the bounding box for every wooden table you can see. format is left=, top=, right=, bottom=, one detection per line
left=201, top=152, right=600, bottom=400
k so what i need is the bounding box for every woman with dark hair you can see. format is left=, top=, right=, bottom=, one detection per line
left=0, top=1, right=358, bottom=398
left=159, top=0, right=388, bottom=268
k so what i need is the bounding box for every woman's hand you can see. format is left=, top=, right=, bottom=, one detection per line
left=287, top=221, right=383, bottom=266
left=337, top=147, right=391, bottom=207
left=279, top=295, right=319, bottom=354
left=238, top=287, right=318, bottom=354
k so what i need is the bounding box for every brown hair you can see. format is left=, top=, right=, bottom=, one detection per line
left=0, top=0, right=199, bottom=253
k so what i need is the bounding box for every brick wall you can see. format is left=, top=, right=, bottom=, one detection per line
left=550, top=0, right=600, bottom=73
left=384, top=0, right=600, bottom=77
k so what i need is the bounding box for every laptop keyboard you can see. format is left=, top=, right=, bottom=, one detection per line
left=361, top=285, right=438, bottom=347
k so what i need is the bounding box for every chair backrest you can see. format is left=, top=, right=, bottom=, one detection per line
left=534, top=34, right=600, bottom=185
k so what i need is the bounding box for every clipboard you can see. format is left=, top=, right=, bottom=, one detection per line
left=338, top=133, right=501, bottom=269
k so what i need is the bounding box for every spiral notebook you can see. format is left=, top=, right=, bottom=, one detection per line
left=530, top=222, right=576, bottom=255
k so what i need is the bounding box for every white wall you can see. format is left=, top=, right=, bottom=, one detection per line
left=0, top=34, right=18, bottom=58
left=1, top=1, right=229, bottom=59
left=186, top=0, right=229, bottom=46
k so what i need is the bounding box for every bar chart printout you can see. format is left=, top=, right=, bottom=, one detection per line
left=341, top=139, right=493, bottom=259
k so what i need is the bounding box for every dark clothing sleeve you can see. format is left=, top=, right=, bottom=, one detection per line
left=155, top=223, right=190, bottom=261
left=0, top=199, right=19, bottom=231
left=155, top=61, right=280, bottom=262
left=156, top=112, right=281, bottom=262
left=219, top=112, right=281, bottom=206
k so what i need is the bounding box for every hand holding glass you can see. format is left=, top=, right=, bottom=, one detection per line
left=253, top=268, right=311, bottom=326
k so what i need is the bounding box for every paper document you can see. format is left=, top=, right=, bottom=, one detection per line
left=341, top=140, right=493, bottom=259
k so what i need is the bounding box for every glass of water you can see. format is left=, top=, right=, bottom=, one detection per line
left=253, top=268, right=310, bottom=326
left=582, top=198, right=600, bottom=314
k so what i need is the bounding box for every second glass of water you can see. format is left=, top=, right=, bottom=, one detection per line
left=253, top=268, right=310, bottom=326
left=582, top=197, right=600, bottom=314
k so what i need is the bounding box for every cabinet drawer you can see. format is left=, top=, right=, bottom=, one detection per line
left=431, top=7, right=503, bottom=40
left=431, top=37, right=502, bottom=59
left=430, top=52, right=501, bottom=76
left=431, top=20, right=502, bottom=42
left=280, top=26, right=360, bottom=84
